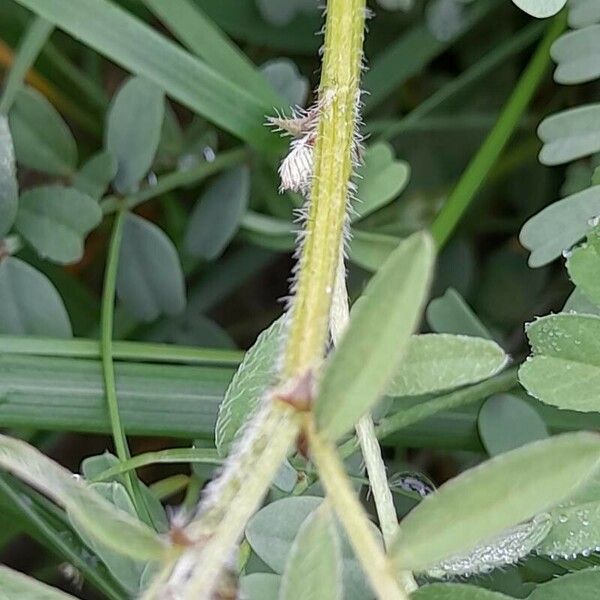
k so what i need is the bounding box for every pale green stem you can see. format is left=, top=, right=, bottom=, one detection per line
left=306, top=418, right=408, bottom=600
left=331, top=252, right=418, bottom=592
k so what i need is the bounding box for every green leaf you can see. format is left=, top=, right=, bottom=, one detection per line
left=527, top=568, right=600, bottom=599
left=519, top=313, right=600, bottom=412
left=0, top=257, right=71, bottom=337
left=13, top=0, right=280, bottom=153
left=117, top=213, right=186, bottom=321
left=353, top=142, right=410, bottom=221
left=215, top=316, right=286, bottom=456
left=0, top=565, right=78, bottom=598
left=569, top=0, right=600, bottom=29
left=413, top=583, right=513, bottom=600
left=184, top=166, right=250, bottom=261
left=239, top=574, right=280, bottom=600
left=424, top=514, right=551, bottom=578
left=563, top=287, right=600, bottom=315
left=105, top=76, right=165, bottom=194
left=8, top=87, right=77, bottom=176
left=551, top=25, right=600, bottom=85
left=390, top=432, right=600, bottom=571
left=567, top=228, right=600, bottom=306
left=280, top=505, right=342, bottom=600
left=0, top=116, right=18, bottom=238
left=260, top=58, right=308, bottom=108
left=240, top=211, right=295, bottom=252
left=70, top=482, right=147, bottom=595
left=15, top=185, right=102, bottom=264
left=478, top=394, right=548, bottom=456
left=348, top=229, right=399, bottom=272
left=0, top=434, right=167, bottom=560
left=142, top=0, right=278, bottom=107
left=389, top=334, right=507, bottom=397
left=519, top=185, right=600, bottom=267
left=427, top=289, right=492, bottom=339
left=73, top=151, right=118, bottom=200
left=539, top=104, right=600, bottom=166
left=0, top=351, right=235, bottom=438
left=511, top=0, right=567, bottom=17
left=246, top=497, right=376, bottom=600
left=536, top=498, right=600, bottom=559
left=316, top=232, right=435, bottom=442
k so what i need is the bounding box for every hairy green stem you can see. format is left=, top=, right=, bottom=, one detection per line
left=430, top=14, right=566, bottom=249
left=283, top=0, right=366, bottom=376
left=0, top=16, right=53, bottom=115
left=144, top=1, right=369, bottom=595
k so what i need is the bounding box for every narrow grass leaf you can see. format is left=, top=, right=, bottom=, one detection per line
left=117, top=213, right=186, bottom=321
left=528, top=568, right=600, bottom=599
left=280, top=505, right=342, bottom=600
left=478, top=394, right=548, bottom=456
left=15, top=186, right=102, bottom=264
left=551, top=25, right=600, bottom=84
left=352, top=142, right=410, bottom=222
left=389, top=334, right=507, bottom=396
left=0, top=257, right=71, bottom=337
left=0, top=352, right=235, bottom=437
left=184, top=166, right=250, bottom=261
left=105, top=77, right=164, bottom=194
left=519, top=313, right=600, bottom=411
left=73, top=151, right=118, bottom=200
left=215, top=316, right=285, bottom=455
left=9, top=87, right=77, bottom=176
left=315, top=231, right=435, bottom=442
left=0, top=565, right=78, bottom=598
left=538, top=104, right=600, bottom=165
left=413, top=583, right=513, bottom=599
left=12, top=0, right=279, bottom=152
left=0, top=435, right=167, bottom=560
left=142, top=0, right=279, bottom=106
left=0, top=116, right=18, bottom=238
left=390, top=432, right=600, bottom=571
left=511, top=0, right=567, bottom=17
left=519, top=185, right=600, bottom=267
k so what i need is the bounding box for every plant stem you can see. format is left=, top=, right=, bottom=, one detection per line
left=283, top=0, right=366, bottom=376
left=430, top=14, right=566, bottom=249
left=305, top=418, right=407, bottom=600
left=0, top=16, right=53, bottom=114
left=145, top=1, right=368, bottom=595
left=100, top=207, right=151, bottom=523
left=331, top=253, right=418, bottom=592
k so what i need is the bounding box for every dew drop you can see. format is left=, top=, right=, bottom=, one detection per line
left=558, top=514, right=569, bottom=524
